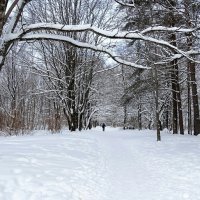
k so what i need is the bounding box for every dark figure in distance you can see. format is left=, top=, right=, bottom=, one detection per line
left=102, top=123, right=106, bottom=131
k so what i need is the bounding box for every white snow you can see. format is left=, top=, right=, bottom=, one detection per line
left=141, top=26, right=195, bottom=34
left=4, top=23, right=195, bottom=67
left=0, top=127, right=200, bottom=200
left=9, top=33, right=148, bottom=69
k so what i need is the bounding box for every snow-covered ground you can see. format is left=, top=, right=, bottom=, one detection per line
left=0, top=127, right=200, bottom=200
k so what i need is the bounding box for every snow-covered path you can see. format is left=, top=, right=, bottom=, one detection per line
left=95, top=129, right=200, bottom=200
left=0, top=127, right=200, bottom=200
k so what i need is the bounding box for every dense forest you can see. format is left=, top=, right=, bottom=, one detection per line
left=0, top=0, right=200, bottom=140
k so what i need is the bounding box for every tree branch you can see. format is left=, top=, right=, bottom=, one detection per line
left=114, top=0, right=135, bottom=8
left=14, top=23, right=197, bottom=61
left=8, top=33, right=149, bottom=69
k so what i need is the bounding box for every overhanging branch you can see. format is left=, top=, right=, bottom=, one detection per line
left=8, top=33, right=149, bottom=69
left=16, top=23, right=195, bottom=61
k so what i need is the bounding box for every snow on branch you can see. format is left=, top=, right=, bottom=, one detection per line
left=18, top=23, right=195, bottom=61
left=114, top=0, right=135, bottom=7
left=155, top=50, right=200, bottom=65
left=7, top=33, right=149, bottom=69
left=141, top=26, right=198, bottom=34
left=5, top=0, right=30, bottom=34
left=5, top=0, right=20, bottom=21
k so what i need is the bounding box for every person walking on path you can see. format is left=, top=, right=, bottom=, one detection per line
left=102, top=123, right=106, bottom=131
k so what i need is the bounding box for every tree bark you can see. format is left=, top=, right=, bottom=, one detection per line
left=154, top=65, right=161, bottom=141
left=170, top=33, right=184, bottom=134
left=187, top=66, right=192, bottom=134
left=170, top=59, right=178, bottom=134
left=138, top=102, right=142, bottom=130
left=123, top=105, right=127, bottom=129
left=175, top=64, right=184, bottom=135
left=187, top=36, right=200, bottom=136
left=0, top=0, right=7, bottom=36
left=189, top=61, right=200, bottom=135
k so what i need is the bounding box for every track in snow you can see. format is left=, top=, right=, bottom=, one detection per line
left=0, top=127, right=200, bottom=200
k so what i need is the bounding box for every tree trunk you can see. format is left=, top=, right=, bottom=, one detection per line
left=187, top=36, right=200, bottom=136
left=166, top=0, right=184, bottom=134
left=171, top=59, right=178, bottom=134
left=67, top=50, right=78, bottom=131
left=164, top=105, right=169, bottom=130
left=0, top=0, right=7, bottom=36
left=71, top=112, right=78, bottom=131
left=138, top=102, right=142, bottom=130
left=176, top=66, right=184, bottom=135
left=187, top=66, right=192, bottom=134
left=78, top=113, right=83, bottom=131
left=170, top=32, right=184, bottom=134
left=154, top=65, right=161, bottom=141
left=189, top=61, right=200, bottom=135
left=123, top=105, right=127, bottom=129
